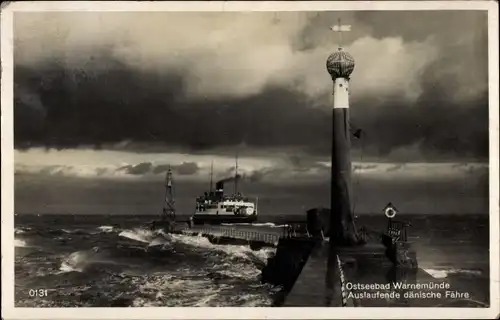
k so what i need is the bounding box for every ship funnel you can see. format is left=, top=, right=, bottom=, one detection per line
left=215, top=180, right=225, bottom=200
left=215, top=175, right=242, bottom=199
left=215, top=180, right=224, bottom=192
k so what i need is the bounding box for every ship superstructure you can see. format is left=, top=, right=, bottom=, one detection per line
left=191, top=157, right=258, bottom=225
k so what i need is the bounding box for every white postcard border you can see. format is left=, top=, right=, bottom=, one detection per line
left=1, top=1, right=498, bottom=319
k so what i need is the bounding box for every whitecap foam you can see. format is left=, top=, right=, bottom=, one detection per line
left=15, top=227, right=30, bottom=234
left=221, top=222, right=288, bottom=228
left=216, top=268, right=260, bottom=281
left=119, top=228, right=158, bottom=243
left=233, top=293, right=273, bottom=307
left=255, top=222, right=288, bottom=228
left=118, top=228, right=176, bottom=249
left=148, top=236, right=171, bottom=248
left=58, top=248, right=101, bottom=273
left=131, top=275, right=236, bottom=307
left=424, top=268, right=483, bottom=279
left=59, top=261, right=83, bottom=273
left=15, top=238, right=27, bottom=247
left=97, top=225, right=114, bottom=233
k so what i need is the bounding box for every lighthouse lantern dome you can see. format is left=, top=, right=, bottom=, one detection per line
left=326, top=48, right=355, bottom=80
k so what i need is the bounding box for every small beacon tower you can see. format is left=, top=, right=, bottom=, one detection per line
left=326, top=20, right=359, bottom=245
left=162, top=167, right=176, bottom=223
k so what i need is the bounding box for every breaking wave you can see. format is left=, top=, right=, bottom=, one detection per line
left=15, top=238, right=28, bottom=247
left=15, top=227, right=31, bottom=234
left=169, top=233, right=274, bottom=264
left=118, top=228, right=158, bottom=243
left=59, top=261, right=83, bottom=273
left=118, top=227, right=274, bottom=264
left=23, top=225, right=278, bottom=307
left=148, top=236, right=171, bottom=248
left=60, top=228, right=88, bottom=235
left=222, top=222, right=288, bottom=228
left=59, top=247, right=102, bottom=273
left=97, top=226, right=114, bottom=233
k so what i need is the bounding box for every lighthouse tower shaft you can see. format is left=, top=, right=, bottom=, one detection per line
left=330, top=77, right=357, bottom=244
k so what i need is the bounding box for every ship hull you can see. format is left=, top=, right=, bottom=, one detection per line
left=192, top=214, right=258, bottom=225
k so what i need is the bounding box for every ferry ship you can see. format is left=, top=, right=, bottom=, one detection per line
left=190, top=159, right=258, bottom=225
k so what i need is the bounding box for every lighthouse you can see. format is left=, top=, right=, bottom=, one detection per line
left=326, top=20, right=360, bottom=245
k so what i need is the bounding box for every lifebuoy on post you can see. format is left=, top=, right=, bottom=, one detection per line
left=384, top=207, right=397, bottom=219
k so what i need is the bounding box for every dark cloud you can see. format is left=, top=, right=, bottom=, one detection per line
left=119, top=162, right=153, bottom=175
left=239, top=161, right=331, bottom=184
left=175, top=162, right=200, bottom=175
left=153, top=162, right=200, bottom=175
left=285, top=155, right=327, bottom=172
left=118, top=161, right=200, bottom=176
left=152, top=165, right=171, bottom=175
left=386, top=164, right=405, bottom=172
left=12, top=11, right=489, bottom=162
left=353, top=164, right=377, bottom=171
left=14, top=63, right=332, bottom=153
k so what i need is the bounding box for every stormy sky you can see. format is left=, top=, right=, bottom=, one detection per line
left=12, top=10, right=490, bottom=215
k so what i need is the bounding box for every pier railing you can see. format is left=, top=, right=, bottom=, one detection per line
left=180, top=219, right=409, bottom=248
left=358, top=219, right=411, bottom=244
left=283, top=222, right=310, bottom=238
left=386, top=219, right=410, bottom=243
left=178, top=221, right=315, bottom=246
left=180, top=225, right=285, bottom=245
left=219, top=228, right=282, bottom=244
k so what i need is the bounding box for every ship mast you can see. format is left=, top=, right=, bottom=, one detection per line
left=234, top=153, right=239, bottom=195
left=209, top=161, right=214, bottom=193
